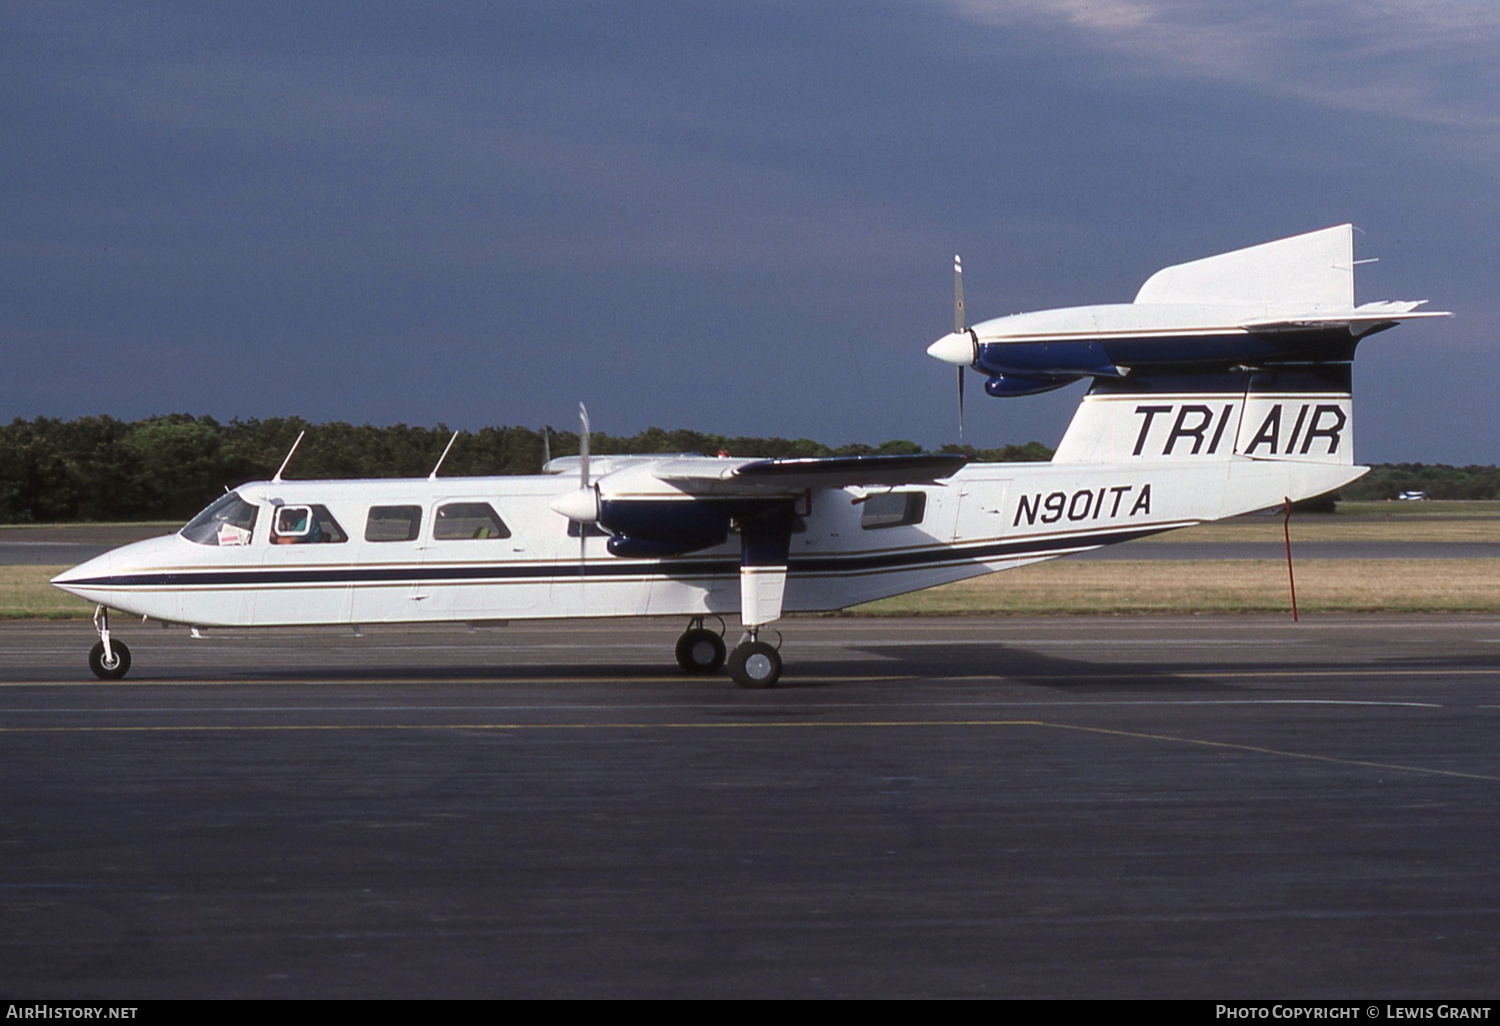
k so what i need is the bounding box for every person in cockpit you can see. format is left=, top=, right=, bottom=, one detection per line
left=272, top=507, right=323, bottom=544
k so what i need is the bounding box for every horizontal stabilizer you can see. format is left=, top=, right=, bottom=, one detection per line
left=1243, top=301, right=1451, bottom=333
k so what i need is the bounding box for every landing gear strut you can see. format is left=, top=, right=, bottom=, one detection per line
left=88, top=606, right=131, bottom=681
left=727, top=630, right=781, bottom=689
left=675, top=618, right=726, bottom=675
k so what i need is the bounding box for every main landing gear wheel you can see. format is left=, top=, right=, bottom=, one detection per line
left=727, top=641, right=781, bottom=689
left=675, top=627, right=726, bottom=675
left=88, top=640, right=131, bottom=681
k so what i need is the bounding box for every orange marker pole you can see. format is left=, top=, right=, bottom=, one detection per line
left=1283, top=496, right=1299, bottom=622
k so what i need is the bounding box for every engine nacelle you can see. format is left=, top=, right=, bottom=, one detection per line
left=984, top=373, right=1082, bottom=398
left=599, top=500, right=729, bottom=557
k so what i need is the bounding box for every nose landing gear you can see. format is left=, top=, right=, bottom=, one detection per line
left=88, top=606, right=132, bottom=680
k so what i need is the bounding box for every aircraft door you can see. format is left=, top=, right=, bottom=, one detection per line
left=420, top=498, right=537, bottom=619
left=949, top=478, right=1010, bottom=547
left=255, top=501, right=354, bottom=627
left=350, top=503, right=426, bottom=623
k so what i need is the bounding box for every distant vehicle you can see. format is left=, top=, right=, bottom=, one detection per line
left=56, top=225, right=1448, bottom=686
left=1398, top=491, right=1429, bottom=501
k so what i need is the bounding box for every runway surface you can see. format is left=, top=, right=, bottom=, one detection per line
left=3, top=614, right=1500, bottom=998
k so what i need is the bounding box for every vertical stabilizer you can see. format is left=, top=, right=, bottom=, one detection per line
left=1052, top=367, right=1354, bottom=466
left=1133, top=225, right=1354, bottom=309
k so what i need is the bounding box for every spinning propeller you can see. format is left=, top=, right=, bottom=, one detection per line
left=547, top=403, right=601, bottom=571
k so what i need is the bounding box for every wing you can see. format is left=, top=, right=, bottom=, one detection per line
left=649, top=452, right=969, bottom=492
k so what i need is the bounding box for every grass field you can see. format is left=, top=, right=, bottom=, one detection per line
left=854, top=559, right=1500, bottom=615
left=0, top=567, right=94, bottom=619
left=1141, top=504, right=1500, bottom=543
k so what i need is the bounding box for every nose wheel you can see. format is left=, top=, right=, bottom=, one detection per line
left=88, top=605, right=132, bottom=680
left=88, top=639, right=132, bottom=680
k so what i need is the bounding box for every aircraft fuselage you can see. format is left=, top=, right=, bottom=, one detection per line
left=53, top=455, right=1360, bottom=630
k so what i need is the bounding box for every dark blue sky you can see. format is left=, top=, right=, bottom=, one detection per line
left=3, top=2, right=1493, bottom=461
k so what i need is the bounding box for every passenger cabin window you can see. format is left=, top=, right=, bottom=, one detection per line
left=859, top=491, right=927, bottom=530
left=181, top=492, right=259, bottom=547
left=434, top=502, right=511, bottom=540
left=271, top=504, right=347, bottom=544
left=365, top=505, right=422, bottom=542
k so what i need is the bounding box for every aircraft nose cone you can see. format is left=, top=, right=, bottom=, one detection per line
left=52, top=551, right=112, bottom=589
left=927, top=331, right=976, bottom=366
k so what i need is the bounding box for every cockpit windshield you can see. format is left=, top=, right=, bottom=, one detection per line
left=181, top=492, right=260, bottom=546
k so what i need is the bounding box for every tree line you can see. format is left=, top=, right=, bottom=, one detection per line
left=0, top=414, right=1054, bottom=524
left=2, top=414, right=1489, bottom=524
left=1338, top=464, right=1500, bottom=502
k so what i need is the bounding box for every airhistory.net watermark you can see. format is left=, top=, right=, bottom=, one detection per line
left=6, top=1008, right=137, bottom=1020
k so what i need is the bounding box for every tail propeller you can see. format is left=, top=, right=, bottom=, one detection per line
left=577, top=403, right=590, bottom=571
left=954, top=255, right=966, bottom=438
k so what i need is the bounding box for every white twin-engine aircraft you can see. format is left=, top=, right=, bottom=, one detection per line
left=54, top=224, right=1447, bottom=687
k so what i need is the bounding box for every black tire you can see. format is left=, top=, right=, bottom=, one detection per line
left=727, top=641, right=781, bottom=689
left=675, top=628, right=726, bottom=674
left=88, top=640, right=131, bottom=681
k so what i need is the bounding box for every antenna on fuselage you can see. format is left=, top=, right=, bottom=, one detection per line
left=272, top=431, right=305, bottom=483
left=542, top=425, right=551, bottom=467
left=429, top=430, right=461, bottom=480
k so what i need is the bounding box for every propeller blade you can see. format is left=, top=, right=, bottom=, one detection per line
left=579, top=403, right=591, bottom=575
left=547, top=404, right=601, bottom=527
left=954, top=256, right=969, bottom=439
left=578, top=403, right=591, bottom=490
left=954, top=254, right=965, bottom=334
left=957, top=366, right=965, bottom=439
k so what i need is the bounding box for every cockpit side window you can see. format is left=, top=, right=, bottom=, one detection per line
left=181, top=492, right=260, bottom=546
left=365, top=505, right=422, bottom=542
left=271, top=504, right=348, bottom=544
left=433, top=502, right=511, bottom=540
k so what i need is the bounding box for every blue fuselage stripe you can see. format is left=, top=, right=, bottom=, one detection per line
left=65, top=526, right=1165, bottom=589
left=975, top=330, right=1355, bottom=377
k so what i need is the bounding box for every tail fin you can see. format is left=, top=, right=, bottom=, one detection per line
left=1052, top=364, right=1353, bottom=465
left=1134, top=224, right=1353, bottom=309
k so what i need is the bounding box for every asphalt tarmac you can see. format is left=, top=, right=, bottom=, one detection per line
left=3, top=614, right=1500, bottom=998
